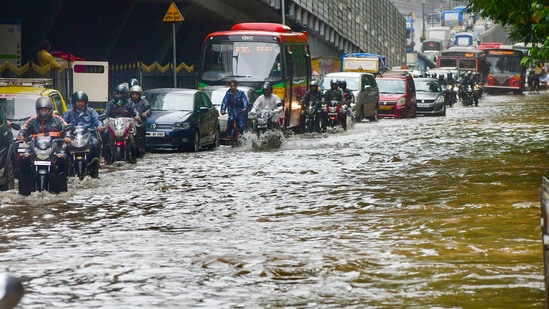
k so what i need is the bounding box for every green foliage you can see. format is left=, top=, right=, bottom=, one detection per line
left=467, top=0, right=549, bottom=64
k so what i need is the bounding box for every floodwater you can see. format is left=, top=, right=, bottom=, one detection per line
left=1, top=92, right=548, bottom=308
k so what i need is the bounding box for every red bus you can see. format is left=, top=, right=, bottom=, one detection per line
left=483, top=48, right=525, bottom=94
left=199, top=23, right=311, bottom=129
left=437, top=47, right=487, bottom=77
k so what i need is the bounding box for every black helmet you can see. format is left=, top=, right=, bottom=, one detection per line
left=72, top=91, right=89, bottom=110
left=261, top=82, right=273, bottom=96
left=309, top=80, right=318, bottom=90
left=114, top=83, right=128, bottom=99
left=129, top=78, right=139, bottom=87
left=35, top=96, right=54, bottom=119
left=337, top=79, right=347, bottom=88
left=330, top=79, right=338, bottom=88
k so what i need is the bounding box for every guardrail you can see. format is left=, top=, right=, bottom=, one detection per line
left=541, top=176, right=549, bottom=309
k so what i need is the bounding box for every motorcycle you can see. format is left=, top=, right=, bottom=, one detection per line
left=302, top=100, right=322, bottom=133
left=104, top=117, right=138, bottom=163
left=326, top=100, right=344, bottom=131
left=442, top=84, right=457, bottom=107
left=249, top=102, right=283, bottom=149
left=68, top=125, right=100, bottom=180
left=17, top=126, right=72, bottom=196
left=458, top=83, right=475, bottom=107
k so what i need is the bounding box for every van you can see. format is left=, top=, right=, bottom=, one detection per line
left=319, top=72, right=380, bottom=121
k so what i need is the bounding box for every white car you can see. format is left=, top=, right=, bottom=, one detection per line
left=202, top=86, right=259, bottom=144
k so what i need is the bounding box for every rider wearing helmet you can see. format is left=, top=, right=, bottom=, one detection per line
left=17, top=96, right=70, bottom=142
left=250, top=82, right=283, bottom=130
left=16, top=96, right=71, bottom=193
left=129, top=85, right=151, bottom=157
left=220, top=80, right=249, bottom=143
left=103, top=83, right=141, bottom=164
left=337, top=79, right=355, bottom=128
left=322, top=78, right=344, bottom=130
left=300, top=80, right=324, bottom=132
left=62, top=91, right=104, bottom=178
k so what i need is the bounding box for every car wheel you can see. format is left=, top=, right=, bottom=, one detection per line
left=208, top=127, right=220, bottom=149
left=189, top=131, right=200, bottom=152
left=0, top=157, right=15, bottom=191
left=367, top=105, right=378, bottom=122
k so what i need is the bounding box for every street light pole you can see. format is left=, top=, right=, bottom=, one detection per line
left=421, top=0, right=426, bottom=42
left=281, top=0, right=285, bottom=25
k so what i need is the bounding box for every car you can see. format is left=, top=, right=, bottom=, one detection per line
left=413, top=77, right=446, bottom=116
left=202, top=85, right=259, bottom=144
left=0, top=78, right=69, bottom=135
left=319, top=72, right=380, bottom=122
left=0, top=103, right=17, bottom=190
left=376, top=71, right=417, bottom=118
left=143, top=88, right=220, bottom=152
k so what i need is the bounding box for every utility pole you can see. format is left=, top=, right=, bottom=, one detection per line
left=421, top=0, right=426, bottom=42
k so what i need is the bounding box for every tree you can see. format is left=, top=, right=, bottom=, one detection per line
left=467, top=0, right=549, bottom=66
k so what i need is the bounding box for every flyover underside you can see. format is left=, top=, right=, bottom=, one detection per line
left=1, top=0, right=405, bottom=71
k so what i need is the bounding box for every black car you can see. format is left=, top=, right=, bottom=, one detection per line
left=143, top=88, right=220, bottom=152
left=0, top=104, right=18, bottom=190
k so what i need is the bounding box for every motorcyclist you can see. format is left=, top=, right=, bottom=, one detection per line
left=300, top=80, right=324, bottom=132
left=129, top=85, right=151, bottom=158
left=323, top=79, right=345, bottom=130
left=338, top=79, right=356, bottom=125
left=16, top=96, right=71, bottom=176
left=250, top=82, right=283, bottom=130
left=103, top=83, right=141, bottom=164
left=220, top=80, right=249, bottom=142
left=62, top=91, right=104, bottom=178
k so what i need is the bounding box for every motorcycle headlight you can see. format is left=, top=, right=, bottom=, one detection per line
left=173, top=122, right=190, bottom=130
left=36, top=149, right=50, bottom=160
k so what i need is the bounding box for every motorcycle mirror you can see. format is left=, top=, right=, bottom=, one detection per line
left=276, top=101, right=283, bottom=107
left=98, top=114, right=108, bottom=121
left=62, top=125, right=74, bottom=133
left=10, top=122, right=21, bottom=131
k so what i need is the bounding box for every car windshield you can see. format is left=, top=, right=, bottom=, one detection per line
left=416, top=80, right=441, bottom=92
left=209, top=90, right=227, bottom=105
left=319, top=76, right=360, bottom=90
left=0, top=96, right=38, bottom=120
left=376, top=79, right=405, bottom=94
left=146, top=92, right=194, bottom=111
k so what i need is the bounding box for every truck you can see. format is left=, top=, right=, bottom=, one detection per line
left=53, top=58, right=110, bottom=112
left=426, top=26, right=452, bottom=49
left=340, top=53, right=388, bottom=76
left=0, top=20, right=21, bottom=66
left=453, top=32, right=474, bottom=47
left=441, top=10, right=463, bottom=31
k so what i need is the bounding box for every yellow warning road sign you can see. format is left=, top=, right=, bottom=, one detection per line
left=163, top=2, right=184, bottom=22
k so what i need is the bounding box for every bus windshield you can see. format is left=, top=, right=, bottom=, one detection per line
left=201, top=42, right=282, bottom=82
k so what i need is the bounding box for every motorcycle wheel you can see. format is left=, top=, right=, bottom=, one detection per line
left=114, top=146, right=124, bottom=162
left=76, top=159, right=86, bottom=181
left=37, top=174, right=47, bottom=192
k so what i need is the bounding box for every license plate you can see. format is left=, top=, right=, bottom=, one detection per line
left=379, top=105, right=392, bottom=110
left=328, top=112, right=338, bottom=116
left=147, top=132, right=165, bottom=137
left=35, top=160, right=51, bottom=166
left=418, top=103, right=430, bottom=108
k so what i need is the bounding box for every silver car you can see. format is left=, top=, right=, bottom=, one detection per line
left=202, top=86, right=259, bottom=144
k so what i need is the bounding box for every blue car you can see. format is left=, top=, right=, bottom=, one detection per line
left=143, top=88, right=220, bottom=152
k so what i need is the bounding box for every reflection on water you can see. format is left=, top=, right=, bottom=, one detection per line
left=1, top=93, right=548, bottom=308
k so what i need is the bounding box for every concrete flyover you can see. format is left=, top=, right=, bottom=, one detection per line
left=1, top=0, right=406, bottom=76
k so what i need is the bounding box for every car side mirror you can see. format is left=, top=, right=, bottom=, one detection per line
left=364, top=85, right=371, bottom=91
left=199, top=107, right=209, bottom=113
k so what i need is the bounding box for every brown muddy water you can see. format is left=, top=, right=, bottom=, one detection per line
left=1, top=92, right=548, bottom=308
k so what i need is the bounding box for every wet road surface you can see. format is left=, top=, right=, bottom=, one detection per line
left=1, top=91, right=548, bottom=308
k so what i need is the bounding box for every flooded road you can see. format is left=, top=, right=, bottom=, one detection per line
left=1, top=92, right=548, bottom=308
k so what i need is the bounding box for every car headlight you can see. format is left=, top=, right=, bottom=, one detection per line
left=435, top=96, right=445, bottom=104
left=173, top=122, right=190, bottom=130
left=396, top=97, right=406, bottom=108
